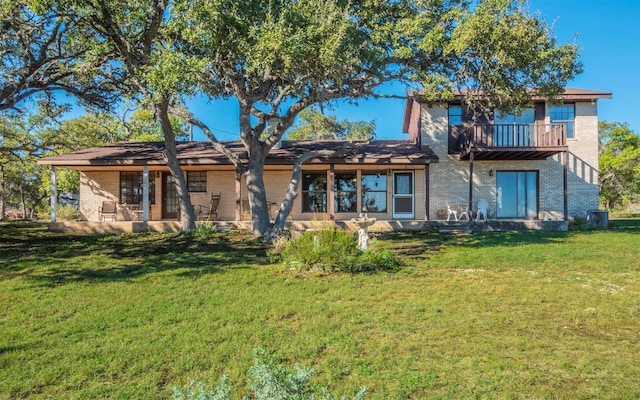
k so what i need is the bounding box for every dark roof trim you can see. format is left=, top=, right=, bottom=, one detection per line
left=38, top=140, right=439, bottom=167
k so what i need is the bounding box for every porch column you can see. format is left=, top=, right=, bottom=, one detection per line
left=142, top=165, right=149, bottom=222
left=468, top=152, right=474, bottom=214
left=235, top=172, right=241, bottom=221
left=563, top=151, right=568, bottom=221
left=50, top=166, right=57, bottom=222
left=424, top=164, right=430, bottom=221
left=328, top=165, right=335, bottom=220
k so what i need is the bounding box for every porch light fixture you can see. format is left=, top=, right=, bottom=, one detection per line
left=156, top=171, right=160, bottom=178
left=489, top=169, right=494, bottom=177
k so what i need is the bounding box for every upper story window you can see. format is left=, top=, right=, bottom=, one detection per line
left=550, top=104, right=575, bottom=139
left=493, top=108, right=535, bottom=125
left=493, top=108, right=535, bottom=146
left=302, top=173, right=327, bottom=213
left=448, top=105, right=462, bottom=126
left=187, top=171, right=207, bottom=192
left=120, top=172, right=155, bottom=205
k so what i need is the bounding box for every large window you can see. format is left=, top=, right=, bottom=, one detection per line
left=496, top=171, right=538, bottom=219
left=361, top=173, right=387, bottom=213
left=335, top=173, right=357, bottom=212
left=493, top=108, right=535, bottom=146
left=187, top=171, right=207, bottom=192
left=120, top=172, right=155, bottom=205
left=302, top=173, right=327, bottom=213
left=550, top=104, right=575, bottom=139
left=449, top=105, right=462, bottom=127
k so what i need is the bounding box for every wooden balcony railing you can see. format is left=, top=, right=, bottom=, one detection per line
left=459, top=124, right=567, bottom=156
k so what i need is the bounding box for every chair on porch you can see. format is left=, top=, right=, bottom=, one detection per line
left=197, top=193, right=221, bottom=221
left=98, top=200, right=117, bottom=221
left=446, top=203, right=458, bottom=221
left=241, top=199, right=251, bottom=220
left=458, top=203, right=469, bottom=221
left=476, top=199, right=489, bottom=221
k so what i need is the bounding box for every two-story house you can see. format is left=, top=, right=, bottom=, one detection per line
left=38, top=88, right=610, bottom=232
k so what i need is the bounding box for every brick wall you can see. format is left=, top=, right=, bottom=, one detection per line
left=420, top=101, right=601, bottom=220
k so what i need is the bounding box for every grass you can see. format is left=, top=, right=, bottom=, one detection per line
left=0, top=221, right=639, bottom=399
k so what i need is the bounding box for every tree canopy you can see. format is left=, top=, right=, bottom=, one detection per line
left=6, top=0, right=582, bottom=234
left=599, top=121, right=640, bottom=210
left=287, top=109, right=376, bottom=141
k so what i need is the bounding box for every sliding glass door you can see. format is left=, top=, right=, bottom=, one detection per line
left=496, top=171, right=538, bottom=219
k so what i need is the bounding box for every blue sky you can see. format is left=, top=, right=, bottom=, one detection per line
left=187, top=0, right=640, bottom=141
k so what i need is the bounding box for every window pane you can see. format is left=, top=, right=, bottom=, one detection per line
left=335, top=174, right=356, bottom=212
left=187, top=171, right=207, bottom=192
left=449, top=105, right=462, bottom=126
left=302, top=173, right=327, bottom=212
left=361, top=174, right=387, bottom=213
left=119, top=172, right=155, bottom=205
left=550, top=104, right=575, bottom=138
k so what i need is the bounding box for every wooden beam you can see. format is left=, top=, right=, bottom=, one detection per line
left=425, top=164, right=430, bottom=221
left=468, top=152, right=474, bottom=213
left=50, top=166, right=57, bottom=222
left=563, top=151, right=568, bottom=221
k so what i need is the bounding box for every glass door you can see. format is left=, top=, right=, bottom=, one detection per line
left=392, top=172, right=414, bottom=219
left=496, top=171, right=538, bottom=218
left=162, top=172, right=179, bottom=219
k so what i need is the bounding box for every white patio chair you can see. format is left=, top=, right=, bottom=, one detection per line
left=458, top=203, right=469, bottom=221
left=476, top=199, right=489, bottom=221
left=446, top=203, right=458, bottom=221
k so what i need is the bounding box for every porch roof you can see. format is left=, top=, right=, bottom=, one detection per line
left=38, top=139, right=439, bottom=168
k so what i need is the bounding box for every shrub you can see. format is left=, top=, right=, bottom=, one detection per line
left=173, top=347, right=367, bottom=400
left=193, top=221, right=218, bottom=237
left=269, top=227, right=400, bottom=273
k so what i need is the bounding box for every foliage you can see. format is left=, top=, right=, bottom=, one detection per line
left=40, top=204, right=80, bottom=221
left=192, top=221, right=218, bottom=237
left=599, top=121, right=640, bottom=209
left=174, top=347, right=367, bottom=400
left=270, top=227, right=400, bottom=273
left=38, top=0, right=581, bottom=236
left=287, top=108, right=376, bottom=141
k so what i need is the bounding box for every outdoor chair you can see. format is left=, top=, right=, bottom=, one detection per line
left=98, top=200, right=117, bottom=221
left=476, top=199, right=488, bottom=221
left=446, top=203, right=458, bottom=221
left=241, top=199, right=251, bottom=220
left=198, top=193, right=221, bottom=221
left=458, top=203, right=469, bottom=221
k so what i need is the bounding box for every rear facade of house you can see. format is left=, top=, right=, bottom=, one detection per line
left=38, top=88, right=610, bottom=231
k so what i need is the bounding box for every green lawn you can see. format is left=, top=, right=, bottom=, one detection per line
left=1, top=222, right=639, bottom=399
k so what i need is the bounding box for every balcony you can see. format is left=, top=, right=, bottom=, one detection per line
left=457, top=124, right=568, bottom=160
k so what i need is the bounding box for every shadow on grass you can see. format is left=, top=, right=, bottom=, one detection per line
left=0, top=223, right=268, bottom=287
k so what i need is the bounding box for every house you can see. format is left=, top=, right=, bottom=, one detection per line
left=405, top=88, right=611, bottom=225
left=38, top=87, right=611, bottom=232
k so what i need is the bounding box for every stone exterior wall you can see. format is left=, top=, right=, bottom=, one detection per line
left=421, top=101, right=600, bottom=220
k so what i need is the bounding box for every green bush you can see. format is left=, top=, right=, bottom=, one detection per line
left=269, top=227, right=400, bottom=273
left=173, top=347, right=367, bottom=400
left=193, top=221, right=218, bottom=237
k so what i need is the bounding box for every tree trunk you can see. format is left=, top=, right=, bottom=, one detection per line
left=245, top=152, right=272, bottom=237
left=0, top=165, right=5, bottom=221
left=157, top=98, right=196, bottom=232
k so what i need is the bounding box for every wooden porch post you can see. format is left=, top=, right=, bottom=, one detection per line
left=328, top=165, right=335, bottom=220
left=50, top=166, right=57, bottom=222
left=425, top=164, right=430, bottom=221
left=142, top=165, right=149, bottom=222
left=563, top=150, right=568, bottom=221
left=235, top=172, right=241, bottom=221
left=468, top=152, right=474, bottom=214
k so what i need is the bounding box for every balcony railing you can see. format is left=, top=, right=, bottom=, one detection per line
left=458, top=124, right=567, bottom=159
